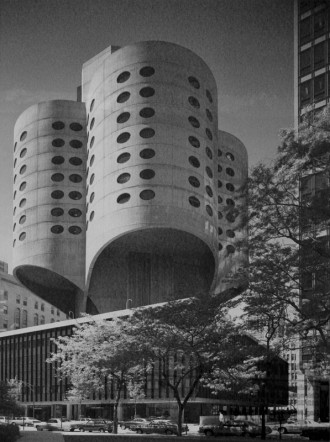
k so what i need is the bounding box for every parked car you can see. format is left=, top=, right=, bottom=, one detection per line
left=199, top=420, right=245, bottom=437
left=301, top=426, right=330, bottom=440
left=234, top=420, right=272, bottom=437
left=10, top=417, right=42, bottom=427
left=270, top=419, right=323, bottom=434
left=79, top=418, right=113, bottom=432
left=134, top=419, right=182, bottom=435
left=68, top=417, right=92, bottom=432
left=36, top=418, right=73, bottom=431
left=120, top=417, right=149, bottom=430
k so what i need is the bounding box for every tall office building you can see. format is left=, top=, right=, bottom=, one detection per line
left=13, top=41, right=248, bottom=318
left=294, top=0, right=330, bottom=422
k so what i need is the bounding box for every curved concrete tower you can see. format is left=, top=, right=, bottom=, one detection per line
left=83, top=41, right=220, bottom=313
left=13, top=101, right=87, bottom=315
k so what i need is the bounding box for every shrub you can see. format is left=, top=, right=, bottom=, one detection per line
left=0, top=423, right=20, bottom=442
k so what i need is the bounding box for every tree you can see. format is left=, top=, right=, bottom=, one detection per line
left=0, top=381, right=24, bottom=417
left=125, top=292, right=262, bottom=436
left=48, top=316, right=147, bottom=434
left=235, top=104, right=330, bottom=376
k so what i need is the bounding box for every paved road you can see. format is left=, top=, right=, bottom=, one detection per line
left=19, top=430, right=64, bottom=441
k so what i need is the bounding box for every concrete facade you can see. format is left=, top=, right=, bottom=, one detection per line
left=12, top=41, right=248, bottom=317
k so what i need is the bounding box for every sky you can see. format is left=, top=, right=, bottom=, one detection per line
left=0, top=0, right=294, bottom=269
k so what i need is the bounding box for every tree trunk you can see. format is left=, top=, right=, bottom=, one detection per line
left=112, top=401, right=118, bottom=434
left=177, top=402, right=184, bottom=437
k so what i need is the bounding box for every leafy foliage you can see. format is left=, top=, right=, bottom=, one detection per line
left=0, top=381, right=24, bottom=417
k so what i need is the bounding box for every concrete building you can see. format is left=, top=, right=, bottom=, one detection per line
left=294, top=0, right=330, bottom=422
left=2, top=41, right=253, bottom=420
left=0, top=260, right=67, bottom=331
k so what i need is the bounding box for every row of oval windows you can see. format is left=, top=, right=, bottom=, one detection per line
left=14, top=207, right=83, bottom=228
left=218, top=244, right=236, bottom=254
left=15, top=122, right=83, bottom=150
left=15, top=191, right=83, bottom=211
left=17, top=225, right=83, bottom=241
left=111, top=67, right=213, bottom=103
left=115, top=128, right=213, bottom=145
left=13, top=174, right=83, bottom=199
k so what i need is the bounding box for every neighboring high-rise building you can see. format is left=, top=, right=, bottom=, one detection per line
left=1, top=41, right=254, bottom=421
left=0, top=260, right=67, bottom=331
left=13, top=41, right=248, bottom=318
left=294, top=0, right=330, bottom=422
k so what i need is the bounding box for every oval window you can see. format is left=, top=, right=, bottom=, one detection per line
left=189, top=156, right=200, bottom=168
left=140, top=189, right=155, bottom=200
left=19, top=198, right=26, bottom=208
left=117, top=152, right=131, bottom=163
left=69, top=174, right=82, bottom=183
left=226, top=229, right=235, bottom=238
left=90, top=155, right=95, bottom=167
left=90, top=99, right=95, bottom=112
left=117, top=173, right=131, bottom=184
left=117, top=193, right=130, bottom=204
left=51, top=190, right=64, bottom=199
left=188, top=136, right=200, bottom=148
left=90, top=136, right=95, bottom=148
left=19, top=215, right=26, bottom=224
left=140, top=128, right=155, bottom=139
left=19, top=232, right=26, bottom=241
left=206, top=109, right=213, bottom=122
left=90, top=174, right=95, bottom=185
left=226, top=198, right=235, bottom=206
left=52, top=138, right=65, bottom=147
left=188, top=116, right=200, bottom=128
left=188, top=96, right=200, bottom=109
left=226, top=183, right=235, bottom=192
left=140, top=148, right=155, bottom=159
left=206, top=166, right=213, bottom=178
left=90, top=118, right=95, bottom=130
left=90, top=192, right=95, bottom=203
left=206, top=205, right=213, bottom=216
left=117, top=92, right=130, bottom=103
left=206, top=147, right=213, bottom=160
left=205, top=185, right=213, bottom=197
left=188, top=76, right=200, bottom=89
left=226, top=212, right=236, bottom=223
left=226, top=152, right=235, bottom=161
left=218, top=211, right=223, bottom=220
left=69, top=191, right=82, bottom=200
left=51, top=173, right=64, bottom=182
left=117, top=112, right=130, bottom=124
left=218, top=227, right=223, bottom=236
left=69, top=157, right=83, bottom=166
left=52, top=121, right=65, bottom=130
left=52, top=156, right=65, bottom=165
left=70, top=122, right=83, bottom=131
left=205, top=128, right=213, bottom=140
left=139, top=87, right=155, bottom=98
left=20, top=165, right=27, bottom=175
left=70, top=139, right=83, bottom=149
left=51, top=225, right=64, bottom=234
left=140, top=66, right=155, bottom=77
left=227, top=245, right=235, bottom=254
left=206, top=89, right=213, bottom=103
left=19, top=182, right=27, bottom=191
left=189, top=196, right=200, bottom=208
left=140, top=169, right=155, bottom=180
left=51, top=208, right=64, bottom=217
left=218, top=243, right=223, bottom=251
left=20, top=131, right=27, bottom=142
left=139, top=107, right=155, bottom=118
left=14, top=142, right=17, bottom=152
left=69, top=226, right=82, bottom=235
left=117, top=71, right=131, bottom=83
left=218, top=164, right=222, bottom=173
left=226, top=167, right=235, bottom=177
left=218, top=180, right=223, bottom=188
left=20, top=148, right=27, bottom=158
left=218, top=149, right=223, bottom=157
left=90, top=211, right=95, bottom=221
left=188, top=176, right=200, bottom=188
left=117, top=132, right=131, bottom=144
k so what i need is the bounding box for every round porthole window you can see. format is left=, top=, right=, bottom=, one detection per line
left=218, top=165, right=222, bottom=173
left=69, top=157, right=82, bottom=166
left=52, top=156, right=65, bottom=165
left=70, top=140, right=83, bottom=149
left=226, top=152, right=235, bottom=161
left=19, top=232, right=26, bottom=241
left=218, top=243, right=223, bottom=251
left=226, top=212, right=236, bottom=223
left=52, top=138, right=65, bottom=147
left=140, top=148, right=155, bottom=159
left=19, top=165, right=27, bottom=175
left=117, top=112, right=130, bottom=124
left=69, top=191, right=82, bottom=200
left=20, top=148, right=27, bottom=158
left=19, top=215, right=26, bottom=224
left=117, top=193, right=130, bottom=204
left=69, top=226, right=82, bottom=235
left=205, top=128, right=213, bottom=140
left=69, top=208, right=82, bottom=217
left=51, top=208, right=64, bottom=217
left=51, top=173, right=64, bottom=182
left=206, top=109, right=213, bottom=122
left=69, top=174, right=82, bottom=183
left=90, top=118, right=95, bottom=130
left=139, top=87, right=155, bottom=98
left=206, top=89, right=213, bottom=103
left=218, top=180, right=223, bottom=188
left=188, top=96, right=200, bottom=109
left=117, top=132, right=131, bottom=144
left=188, top=136, right=200, bottom=148
left=188, top=116, right=200, bottom=129
left=117, top=152, right=131, bottom=163
left=90, top=192, right=95, bottom=203
left=140, top=66, right=155, bottom=77
left=90, top=211, right=95, bottom=221
left=188, top=176, right=200, bottom=188
left=206, top=166, right=213, bottom=178
left=227, top=245, right=235, bottom=254
left=90, top=174, right=95, bottom=185
left=117, top=173, right=131, bottom=184
left=117, top=92, right=130, bottom=103
left=140, top=189, right=155, bottom=200
left=140, top=169, right=155, bottom=180
left=218, top=227, right=223, bottom=235
left=226, top=183, right=235, bottom=192
left=70, top=122, right=83, bottom=131
left=19, top=198, right=26, bottom=208
left=218, top=149, right=223, bottom=157
left=189, top=156, right=200, bottom=168
left=218, top=211, right=223, bottom=220
left=51, top=225, right=64, bottom=234
left=90, top=155, right=95, bottom=167
left=52, top=121, right=65, bottom=130
left=139, top=107, right=155, bottom=118
left=226, top=229, right=235, bottom=238
left=226, top=167, right=235, bottom=177
left=188, top=76, right=200, bottom=89
left=117, top=71, right=131, bottom=83
left=19, top=182, right=27, bottom=191
left=140, top=128, right=155, bottom=139
left=205, top=185, right=213, bottom=197
left=189, top=196, right=200, bottom=207
left=20, top=131, right=27, bottom=142
left=206, top=147, right=213, bottom=160
left=90, top=136, right=95, bottom=148
left=51, top=190, right=64, bottom=199
left=226, top=198, right=235, bottom=206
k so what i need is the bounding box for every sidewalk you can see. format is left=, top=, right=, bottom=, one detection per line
left=19, top=430, right=64, bottom=441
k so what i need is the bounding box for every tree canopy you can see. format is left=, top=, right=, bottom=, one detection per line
left=0, top=381, right=24, bottom=417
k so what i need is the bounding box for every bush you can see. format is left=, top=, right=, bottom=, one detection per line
left=0, top=423, right=20, bottom=442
